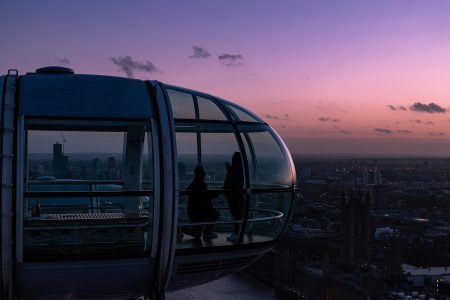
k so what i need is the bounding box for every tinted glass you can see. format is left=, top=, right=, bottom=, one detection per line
left=201, top=132, right=240, bottom=187
left=24, top=126, right=153, bottom=261
left=175, top=132, right=198, bottom=187
left=167, top=89, right=196, bottom=119
left=246, top=131, right=293, bottom=187
left=197, top=97, right=227, bottom=120
left=175, top=124, right=244, bottom=247
left=227, top=104, right=260, bottom=122
left=244, top=192, right=292, bottom=243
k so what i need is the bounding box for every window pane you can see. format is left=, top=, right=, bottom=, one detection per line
left=244, top=192, right=292, bottom=243
left=176, top=132, right=198, bottom=188
left=24, top=126, right=153, bottom=261
left=23, top=196, right=152, bottom=261
left=28, top=130, right=123, bottom=182
left=27, top=129, right=152, bottom=191
left=167, top=89, right=196, bottom=119
left=246, top=131, right=293, bottom=187
left=197, top=97, right=227, bottom=121
left=175, top=124, right=245, bottom=248
left=227, top=104, right=260, bottom=122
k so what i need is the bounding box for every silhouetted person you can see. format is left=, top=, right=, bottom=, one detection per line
left=223, top=152, right=244, bottom=242
left=185, top=166, right=220, bottom=239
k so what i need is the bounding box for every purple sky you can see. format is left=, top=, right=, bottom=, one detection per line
left=2, top=1, right=450, bottom=155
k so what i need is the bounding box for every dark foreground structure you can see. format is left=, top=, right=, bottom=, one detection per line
left=0, top=67, right=296, bottom=299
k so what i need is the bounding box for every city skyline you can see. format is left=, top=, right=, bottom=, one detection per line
left=2, top=1, right=450, bottom=155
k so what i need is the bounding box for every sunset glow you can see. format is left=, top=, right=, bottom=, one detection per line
left=2, top=0, right=450, bottom=155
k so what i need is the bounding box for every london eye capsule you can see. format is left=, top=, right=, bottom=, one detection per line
left=0, top=67, right=296, bottom=299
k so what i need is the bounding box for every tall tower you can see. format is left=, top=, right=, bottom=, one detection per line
left=52, top=142, right=69, bottom=178
left=339, top=190, right=372, bottom=264
left=385, top=234, right=403, bottom=288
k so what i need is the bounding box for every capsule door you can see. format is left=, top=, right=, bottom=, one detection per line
left=16, top=120, right=156, bottom=298
left=15, top=74, right=159, bottom=299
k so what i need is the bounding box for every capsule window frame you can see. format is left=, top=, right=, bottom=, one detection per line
left=20, top=117, right=156, bottom=261
left=164, top=85, right=296, bottom=249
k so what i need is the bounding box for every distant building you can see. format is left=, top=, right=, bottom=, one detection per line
left=107, top=156, right=119, bottom=179
left=298, top=167, right=311, bottom=181
left=371, top=184, right=389, bottom=209
left=92, top=158, right=102, bottom=179
left=52, top=142, right=69, bottom=178
left=339, top=190, right=372, bottom=264
left=362, top=167, right=382, bottom=185
left=404, top=264, right=450, bottom=291
left=385, top=236, right=403, bottom=288
left=107, top=156, right=117, bottom=170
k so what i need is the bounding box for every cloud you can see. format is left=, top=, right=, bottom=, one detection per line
left=272, top=100, right=288, bottom=105
left=425, top=121, right=434, bottom=125
left=318, top=117, right=340, bottom=122
left=396, top=130, right=412, bottom=134
left=387, top=105, right=407, bottom=111
left=428, top=132, right=446, bottom=136
left=110, top=56, right=160, bottom=78
left=340, top=130, right=351, bottom=135
left=189, top=46, right=211, bottom=58
left=374, top=128, right=394, bottom=134
left=410, top=119, right=422, bottom=124
left=265, top=113, right=289, bottom=121
left=218, top=53, right=244, bottom=67
left=410, top=102, right=447, bottom=113
left=57, top=58, right=70, bottom=65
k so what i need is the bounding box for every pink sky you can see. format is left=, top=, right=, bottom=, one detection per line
left=1, top=0, right=450, bottom=155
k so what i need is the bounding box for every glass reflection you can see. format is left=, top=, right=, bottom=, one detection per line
left=167, top=89, right=196, bottom=119
left=197, top=96, right=227, bottom=120
left=244, top=192, right=292, bottom=244
left=24, top=127, right=153, bottom=261
left=245, top=131, right=293, bottom=187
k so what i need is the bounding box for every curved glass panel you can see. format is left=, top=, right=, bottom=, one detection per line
left=201, top=132, right=240, bottom=186
left=167, top=89, right=196, bottom=119
left=226, top=103, right=260, bottom=122
left=240, top=130, right=294, bottom=244
left=244, top=131, right=293, bottom=188
left=245, top=192, right=292, bottom=242
left=175, top=124, right=245, bottom=248
left=197, top=96, right=227, bottom=121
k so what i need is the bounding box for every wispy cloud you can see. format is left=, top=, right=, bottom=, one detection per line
left=410, top=102, right=447, bottom=113
left=387, top=105, right=407, bottom=111
left=189, top=46, right=211, bottom=58
left=425, top=121, right=434, bottom=125
left=374, top=128, right=394, bottom=134
left=428, top=132, right=446, bottom=136
left=272, top=100, right=288, bottom=105
left=340, top=130, right=351, bottom=135
left=57, top=58, right=70, bottom=65
left=410, top=119, right=422, bottom=124
left=265, top=113, right=289, bottom=121
left=110, top=56, right=160, bottom=78
left=396, top=130, right=412, bottom=134
left=218, top=53, right=244, bottom=67
left=318, top=117, right=340, bottom=122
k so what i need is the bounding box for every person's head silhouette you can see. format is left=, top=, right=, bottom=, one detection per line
left=231, top=152, right=242, bottom=169
left=194, top=165, right=206, bottom=181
